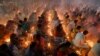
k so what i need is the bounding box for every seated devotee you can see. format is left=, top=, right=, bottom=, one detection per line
left=22, top=18, right=29, bottom=32
left=71, top=26, right=82, bottom=39
left=66, top=19, right=78, bottom=42
left=70, top=20, right=78, bottom=38
left=17, top=18, right=29, bottom=35
left=13, top=12, right=25, bottom=24
left=88, top=39, right=100, bottom=56
left=8, top=33, right=18, bottom=56
left=28, top=12, right=37, bottom=24
left=54, top=41, right=78, bottom=56
left=29, top=32, right=45, bottom=56
left=5, top=20, right=18, bottom=34
left=27, top=23, right=36, bottom=35
left=10, top=33, right=18, bottom=46
left=73, top=30, right=89, bottom=48
left=0, top=24, right=5, bottom=45
left=0, top=24, right=5, bottom=37
left=17, top=20, right=23, bottom=35
left=0, top=43, right=14, bottom=56
left=7, top=33, right=33, bottom=56
left=72, top=30, right=90, bottom=56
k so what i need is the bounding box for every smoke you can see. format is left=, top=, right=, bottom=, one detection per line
left=0, top=0, right=100, bottom=42
left=0, top=0, right=100, bottom=17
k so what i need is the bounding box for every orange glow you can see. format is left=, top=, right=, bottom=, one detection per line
left=76, top=50, right=81, bottom=55
left=5, top=38, right=10, bottom=43
left=67, top=36, right=70, bottom=39
left=46, top=11, right=54, bottom=36
left=57, top=13, right=69, bottom=39
left=25, top=41, right=29, bottom=46
left=48, top=13, right=52, bottom=21
left=47, top=29, right=53, bottom=36
left=3, top=33, right=12, bottom=44
left=86, top=40, right=94, bottom=48
left=47, top=10, right=55, bottom=22
left=48, top=42, right=51, bottom=48
left=47, top=24, right=53, bottom=36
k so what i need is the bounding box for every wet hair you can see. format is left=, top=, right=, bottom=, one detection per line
left=19, top=20, right=23, bottom=24
left=10, top=33, right=17, bottom=38
left=76, top=26, right=81, bottom=30
left=83, top=30, right=88, bottom=35
left=74, top=20, right=78, bottom=24
left=97, top=39, right=100, bottom=43
left=24, top=17, right=27, bottom=22
left=66, top=15, right=69, bottom=18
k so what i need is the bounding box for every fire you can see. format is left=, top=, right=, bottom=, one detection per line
left=48, top=42, right=51, bottom=48
left=48, top=13, right=52, bottom=21
left=46, top=10, right=54, bottom=36
left=47, top=25, right=53, bottom=36
left=25, top=41, right=30, bottom=46
left=67, top=36, right=70, bottom=40
left=76, top=50, right=81, bottom=55
left=5, top=38, right=10, bottom=43
left=47, top=29, right=53, bottom=36
left=86, top=40, right=94, bottom=48
left=57, top=13, right=69, bottom=40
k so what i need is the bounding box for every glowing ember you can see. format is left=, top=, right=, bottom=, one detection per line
left=86, top=40, right=94, bottom=48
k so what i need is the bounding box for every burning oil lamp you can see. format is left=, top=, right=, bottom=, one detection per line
left=48, top=42, right=51, bottom=49
left=5, top=38, right=11, bottom=45
left=5, top=38, right=10, bottom=43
